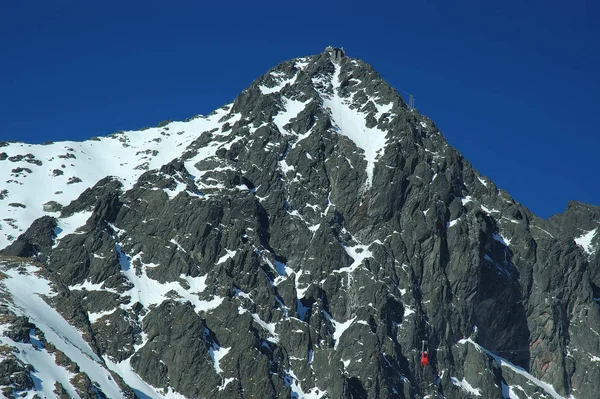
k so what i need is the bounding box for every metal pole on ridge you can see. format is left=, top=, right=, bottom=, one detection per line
left=395, top=86, right=415, bottom=110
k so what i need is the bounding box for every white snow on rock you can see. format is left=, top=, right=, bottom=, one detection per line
left=322, top=310, right=356, bottom=350
left=320, top=63, right=389, bottom=187
left=403, top=305, right=415, bottom=317
left=208, top=344, right=231, bottom=374
left=334, top=240, right=378, bottom=276
left=337, top=243, right=373, bottom=274
left=493, top=232, right=512, bottom=247
left=501, top=381, right=521, bottom=399
left=447, top=218, right=460, bottom=228
left=69, top=279, right=118, bottom=293
left=295, top=269, right=310, bottom=300
left=273, top=97, right=311, bottom=136
left=104, top=356, right=186, bottom=399
left=532, top=224, right=555, bottom=239
left=574, top=227, right=598, bottom=256
left=251, top=313, right=279, bottom=343
left=259, top=73, right=298, bottom=94
left=280, top=159, right=295, bottom=174
left=88, top=308, right=117, bottom=323
left=0, top=263, right=125, bottom=398
left=458, top=338, right=566, bottom=399
left=481, top=205, right=496, bottom=214
left=291, top=126, right=316, bottom=150
left=218, top=377, right=236, bottom=391
left=163, top=180, right=189, bottom=199
left=216, top=248, right=237, bottom=265
left=52, top=210, right=94, bottom=248
left=294, top=59, right=310, bottom=70
left=117, top=245, right=223, bottom=313
left=0, top=105, right=234, bottom=249
left=0, top=328, right=79, bottom=398
left=450, top=376, right=482, bottom=396
left=284, top=368, right=327, bottom=399
left=54, top=210, right=93, bottom=238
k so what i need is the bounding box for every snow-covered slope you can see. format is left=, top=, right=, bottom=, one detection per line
left=318, top=61, right=392, bottom=187
left=457, top=338, right=569, bottom=399
left=0, top=105, right=238, bottom=249
left=0, top=260, right=125, bottom=397
left=0, top=257, right=205, bottom=398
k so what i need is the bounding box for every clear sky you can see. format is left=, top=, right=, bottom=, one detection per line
left=1, top=1, right=598, bottom=219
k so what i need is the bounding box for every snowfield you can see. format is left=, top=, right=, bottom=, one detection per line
left=0, top=105, right=235, bottom=249
left=0, top=263, right=125, bottom=398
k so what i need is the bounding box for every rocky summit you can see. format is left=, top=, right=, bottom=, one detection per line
left=0, top=47, right=598, bottom=399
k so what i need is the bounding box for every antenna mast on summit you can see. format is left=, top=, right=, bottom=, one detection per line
left=395, top=87, right=415, bottom=110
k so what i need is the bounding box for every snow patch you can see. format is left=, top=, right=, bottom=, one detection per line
left=322, top=310, right=356, bottom=350
left=501, top=381, right=521, bottom=399
left=219, top=377, right=236, bottom=391
left=493, top=232, right=511, bottom=247
left=273, top=98, right=311, bottom=136
left=69, top=279, right=118, bottom=293
left=208, top=344, right=231, bottom=374
left=448, top=218, right=460, bottom=228
left=105, top=356, right=186, bottom=399
left=1, top=264, right=124, bottom=397
left=163, top=181, right=188, bottom=199
left=0, top=105, right=230, bottom=250
left=216, top=249, right=237, bottom=265
left=574, top=228, right=598, bottom=256
left=53, top=210, right=93, bottom=247
left=280, top=159, right=295, bottom=174
left=168, top=238, right=187, bottom=252
left=450, top=377, right=482, bottom=396
left=334, top=241, right=379, bottom=276
left=295, top=269, right=310, bottom=299
left=458, top=338, right=566, bottom=399
left=251, top=313, right=279, bottom=343
left=285, top=369, right=327, bottom=399
left=117, top=246, right=221, bottom=313
left=0, top=329, right=79, bottom=397
left=259, top=73, right=298, bottom=94
left=295, top=59, right=310, bottom=70
left=321, top=63, right=388, bottom=187
left=88, top=308, right=117, bottom=323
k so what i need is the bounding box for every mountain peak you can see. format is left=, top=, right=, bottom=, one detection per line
left=0, top=49, right=599, bottom=399
left=324, top=45, right=346, bottom=60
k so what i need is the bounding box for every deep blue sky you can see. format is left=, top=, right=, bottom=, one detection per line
left=1, top=1, right=598, bottom=219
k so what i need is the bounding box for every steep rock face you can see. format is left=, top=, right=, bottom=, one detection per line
left=1, top=48, right=599, bottom=398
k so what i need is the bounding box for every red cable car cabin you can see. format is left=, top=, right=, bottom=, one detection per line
left=420, top=351, right=429, bottom=366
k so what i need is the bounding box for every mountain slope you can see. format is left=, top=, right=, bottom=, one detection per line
left=0, top=47, right=599, bottom=399
left=0, top=106, right=237, bottom=249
